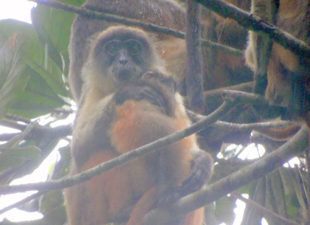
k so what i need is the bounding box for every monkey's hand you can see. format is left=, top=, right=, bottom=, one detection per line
left=141, top=71, right=176, bottom=92
left=179, top=150, right=213, bottom=196
left=156, top=150, right=213, bottom=206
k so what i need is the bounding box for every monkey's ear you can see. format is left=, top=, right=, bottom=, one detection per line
left=141, top=71, right=177, bottom=93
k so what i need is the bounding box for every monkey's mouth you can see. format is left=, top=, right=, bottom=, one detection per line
left=116, top=69, right=138, bottom=82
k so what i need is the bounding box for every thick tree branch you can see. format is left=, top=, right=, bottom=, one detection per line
left=0, top=119, right=71, bottom=142
left=185, top=0, right=204, bottom=112
left=0, top=101, right=234, bottom=194
left=0, top=120, right=27, bottom=131
left=29, top=0, right=242, bottom=56
left=5, top=114, right=31, bottom=124
left=249, top=0, right=274, bottom=94
left=0, top=123, right=36, bottom=149
left=0, top=133, right=16, bottom=141
left=31, top=0, right=310, bottom=57
left=143, top=126, right=309, bottom=225
left=197, top=0, right=310, bottom=57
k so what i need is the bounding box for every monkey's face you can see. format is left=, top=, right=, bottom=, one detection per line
left=104, top=39, right=145, bottom=82
left=93, top=29, right=154, bottom=85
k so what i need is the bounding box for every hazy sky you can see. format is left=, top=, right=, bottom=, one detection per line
left=0, top=0, right=36, bottom=23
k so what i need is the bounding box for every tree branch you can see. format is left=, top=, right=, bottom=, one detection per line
left=188, top=110, right=296, bottom=132
left=203, top=81, right=254, bottom=98
left=0, top=101, right=234, bottom=194
left=197, top=0, right=310, bottom=57
left=185, top=0, right=204, bottom=112
left=0, top=119, right=71, bottom=142
left=249, top=0, right=274, bottom=94
left=0, top=192, right=44, bottom=215
left=31, top=0, right=310, bottom=57
left=29, top=0, right=242, bottom=56
left=143, top=126, right=309, bottom=225
left=0, top=120, right=26, bottom=131
left=222, top=90, right=270, bottom=105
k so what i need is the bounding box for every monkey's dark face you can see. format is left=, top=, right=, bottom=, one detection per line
left=93, top=29, right=154, bottom=85
left=104, top=39, right=144, bottom=82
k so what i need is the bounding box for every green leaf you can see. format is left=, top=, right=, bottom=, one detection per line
left=0, top=36, right=24, bottom=117
left=7, top=65, right=66, bottom=118
left=287, top=202, right=299, bottom=218
left=0, top=20, right=69, bottom=118
left=31, top=4, right=75, bottom=75
left=0, top=146, right=41, bottom=172
left=25, top=58, right=67, bottom=96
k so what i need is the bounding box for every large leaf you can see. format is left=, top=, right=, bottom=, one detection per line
left=0, top=19, right=68, bottom=118
left=31, top=2, right=75, bottom=76
left=0, top=35, right=24, bottom=117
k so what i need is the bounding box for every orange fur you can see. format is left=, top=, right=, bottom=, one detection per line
left=66, top=86, right=207, bottom=225
left=66, top=151, right=133, bottom=225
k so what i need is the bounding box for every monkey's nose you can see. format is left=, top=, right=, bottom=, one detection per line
left=119, top=57, right=128, bottom=65
left=119, top=51, right=128, bottom=65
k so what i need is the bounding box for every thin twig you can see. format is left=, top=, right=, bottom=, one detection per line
left=231, top=192, right=299, bottom=225
left=0, top=192, right=44, bottom=215
left=203, top=81, right=254, bottom=98
left=222, top=90, right=269, bottom=105
left=187, top=111, right=296, bottom=131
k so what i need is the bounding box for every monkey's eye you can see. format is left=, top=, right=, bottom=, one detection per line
left=104, top=40, right=121, bottom=56
left=125, top=39, right=142, bottom=56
